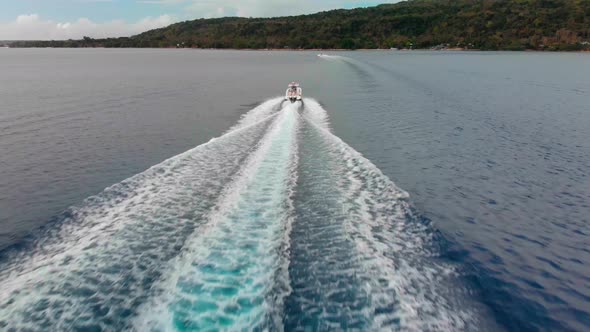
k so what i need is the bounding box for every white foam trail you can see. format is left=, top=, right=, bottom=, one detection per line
left=134, top=104, right=300, bottom=331
left=317, top=54, right=348, bottom=61
left=300, top=113, right=475, bottom=331
left=0, top=103, right=281, bottom=331
left=301, top=98, right=330, bottom=130
left=226, top=97, right=284, bottom=133
left=0, top=97, right=483, bottom=331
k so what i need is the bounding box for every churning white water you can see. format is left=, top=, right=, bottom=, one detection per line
left=0, top=98, right=485, bottom=331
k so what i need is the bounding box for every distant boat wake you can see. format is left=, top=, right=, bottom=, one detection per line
left=0, top=99, right=482, bottom=331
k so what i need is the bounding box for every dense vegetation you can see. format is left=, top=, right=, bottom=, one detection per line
left=10, top=0, right=590, bottom=50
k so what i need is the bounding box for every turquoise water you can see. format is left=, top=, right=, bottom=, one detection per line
left=138, top=104, right=299, bottom=330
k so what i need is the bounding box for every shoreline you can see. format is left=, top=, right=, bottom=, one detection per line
left=3, top=47, right=589, bottom=53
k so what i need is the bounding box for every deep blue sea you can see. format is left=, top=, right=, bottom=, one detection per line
left=0, top=49, right=589, bottom=331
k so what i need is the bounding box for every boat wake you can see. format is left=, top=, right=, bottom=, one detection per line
left=0, top=98, right=486, bottom=331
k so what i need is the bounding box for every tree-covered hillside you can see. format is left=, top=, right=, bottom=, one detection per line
left=10, top=0, right=590, bottom=50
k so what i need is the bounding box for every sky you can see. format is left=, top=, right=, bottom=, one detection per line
left=0, top=0, right=399, bottom=40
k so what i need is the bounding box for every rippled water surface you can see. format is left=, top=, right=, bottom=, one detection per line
left=0, top=49, right=589, bottom=331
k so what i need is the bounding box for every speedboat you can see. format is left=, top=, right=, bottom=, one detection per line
left=285, top=82, right=302, bottom=103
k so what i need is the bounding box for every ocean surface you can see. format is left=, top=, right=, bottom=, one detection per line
left=0, top=49, right=589, bottom=331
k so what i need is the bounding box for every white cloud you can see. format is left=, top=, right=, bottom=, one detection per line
left=0, top=14, right=176, bottom=40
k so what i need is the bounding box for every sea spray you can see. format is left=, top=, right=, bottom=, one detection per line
left=286, top=103, right=480, bottom=331
left=134, top=104, right=300, bottom=331
left=0, top=104, right=282, bottom=331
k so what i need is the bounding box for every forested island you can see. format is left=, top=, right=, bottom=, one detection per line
left=8, top=0, right=590, bottom=51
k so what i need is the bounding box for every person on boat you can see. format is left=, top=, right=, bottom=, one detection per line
left=285, top=82, right=302, bottom=101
